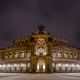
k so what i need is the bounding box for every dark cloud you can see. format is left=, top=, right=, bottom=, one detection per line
left=0, top=0, right=80, bottom=48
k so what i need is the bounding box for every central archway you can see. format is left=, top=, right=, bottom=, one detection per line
left=36, top=59, right=46, bottom=72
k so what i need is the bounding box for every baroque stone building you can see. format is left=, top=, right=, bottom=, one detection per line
left=0, top=25, right=80, bottom=73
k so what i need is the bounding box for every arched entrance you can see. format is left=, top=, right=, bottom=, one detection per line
left=37, top=59, right=46, bottom=72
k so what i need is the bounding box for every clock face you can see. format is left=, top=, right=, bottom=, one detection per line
left=37, top=38, right=45, bottom=45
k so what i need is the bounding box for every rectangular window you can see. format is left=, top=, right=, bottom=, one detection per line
left=52, top=52, right=57, bottom=57
left=5, top=53, right=8, bottom=59
left=10, top=54, right=12, bottom=59
left=58, top=53, right=62, bottom=57
left=21, top=53, right=25, bottom=58
left=74, top=53, right=77, bottom=59
left=64, top=53, right=68, bottom=58
left=14, top=53, right=18, bottom=58
left=70, top=53, right=72, bottom=58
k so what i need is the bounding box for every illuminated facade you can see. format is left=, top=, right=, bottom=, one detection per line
left=0, top=25, right=80, bottom=73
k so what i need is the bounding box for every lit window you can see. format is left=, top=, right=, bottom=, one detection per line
left=21, top=53, right=24, bottom=58
left=52, top=52, right=57, bottom=57
left=57, top=63, right=62, bottom=67
left=56, top=63, right=62, bottom=71
left=76, top=64, right=79, bottom=67
left=13, top=64, right=17, bottom=67
left=70, top=53, right=72, bottom=58
left=0, top=65, right=2, bottom=67
left=20, top=63, right=26, bottom=71
left=64, top=53, right=68, bottom=58
left=5, top=53, right=8, bottom=59
left=3, top=65, right=6, bottom=67
left=52, top=63, right=55, bottom=67
left=65, top=64, right=69, bottom=67
left=14, top=52, right=18, bottom=58
left=27, top=63, right=30, bottom=67
left=10, top=54, right=12, bottom=59
left=7, top=64, right=11, bottom=67
left=71, top=64, right=75, bottom=67
left=57, top=52, right=62, bottom=57
left=21, top=63, right=26, bottom=67
left=27, top=53, right=31, bottom=57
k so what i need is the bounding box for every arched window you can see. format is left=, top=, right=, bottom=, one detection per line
left=27, top=63, right=30, bottom=67
left=57, top=52, right=62, bottom=57
left=27, top=53, right=31, bottom=58
left=5, top=53, right=8, bottom=59
left=64, top=53, right=68, bottom=58
left=9, top=53, right=13, bottom=59
left=70, top=53, right=72, bottom=58
left=20, top=51, right=25, bottom=58
left=52, top=63, right=55, bottom=67
left=14, top=51, right=18, bottom=58
left=20, top=63, right=26, bottom=71
left=56, top=63, right=62, bottom=72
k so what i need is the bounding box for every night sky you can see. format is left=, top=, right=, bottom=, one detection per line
left=0, top=0, right=80, bottom=48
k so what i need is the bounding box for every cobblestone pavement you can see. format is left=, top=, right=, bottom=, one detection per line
left=0, top=73, right=80, bottom=80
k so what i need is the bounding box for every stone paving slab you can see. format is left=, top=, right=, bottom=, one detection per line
left=0, top=73, right=80, bottom=80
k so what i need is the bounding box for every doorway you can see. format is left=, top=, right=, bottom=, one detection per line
left=37, top=59, right=46, bottom=72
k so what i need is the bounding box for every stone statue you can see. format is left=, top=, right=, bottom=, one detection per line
left=37, top=24, right=45, bottom=34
